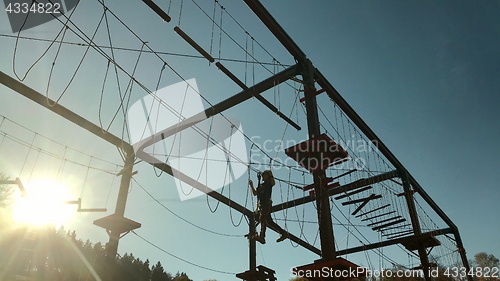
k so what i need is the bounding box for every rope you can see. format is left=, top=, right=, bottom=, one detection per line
left=18, top=133, right=37, bottom=177
left=105, top=165, right=119, bottom=207
left=227, top=125, right=247, bottom=227
left=132, top=178, right=243, bottom=237
left=132, top=231, right=236, bottom=275
left=2, top=33, right=282, bottom=65
left=177, top=0, right=184, bottom=26
left=45, top=8, right=102, bottom=107
left=175, top=84, right=195, bottom=198
left=27, top=148, right=41, bottom=182
left=79, top=157, right=93, bottom=198
left=209, top=0, right=217, bottom=57
left=12, top=0, right=80, bottom=82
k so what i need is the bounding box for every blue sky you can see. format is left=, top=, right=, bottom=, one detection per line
left=1, top=1, right=499, bottom=280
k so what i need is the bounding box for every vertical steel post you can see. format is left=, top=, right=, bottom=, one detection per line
left=106, top=150, right=135, bottom=258
left=302, top=59, right=337, bottom=260
left=454, top=231, right=474, bottom=281
left=401, top=169, right=431, bottom=281
left=249, top=214, right=257, bottom=281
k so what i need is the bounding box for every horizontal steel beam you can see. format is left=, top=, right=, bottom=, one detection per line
left=134, top=63, right=299, bottom=152
left=0, top=178, right=27, bottom=197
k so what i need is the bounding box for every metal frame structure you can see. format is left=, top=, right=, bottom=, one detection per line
left=242, top=1, right=471, bottom=280
left=0, top=1, right=472, bottom=280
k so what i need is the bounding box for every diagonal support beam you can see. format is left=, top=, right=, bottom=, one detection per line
left=288, top=232, right=321, bottom=256
left=139, top=151, right=321, bottom=254
left=134, top=63, right=299, bottom=152
left=0, top=71, right=133, bottom=153
left=136, top=151, right=254, bottom=217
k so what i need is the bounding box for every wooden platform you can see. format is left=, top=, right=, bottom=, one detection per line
left=93, top=214, right=141, bottom=234
left=236, top=265, right=277, bottom=281
left=400, top=232, right=441, bottom=251
left=285, top=134, right=348, bottom=173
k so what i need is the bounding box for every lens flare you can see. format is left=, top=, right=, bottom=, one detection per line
left=12, top=178, right=74, bottom=227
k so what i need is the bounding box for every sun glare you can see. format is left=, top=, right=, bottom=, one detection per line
left=12, top=179, right=75, bottom=227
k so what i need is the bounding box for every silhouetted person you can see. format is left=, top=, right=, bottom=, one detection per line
left=249, top=170, right=288, bottom=244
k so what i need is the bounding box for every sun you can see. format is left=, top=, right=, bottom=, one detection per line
left=12, top=178, right=75, bottom=227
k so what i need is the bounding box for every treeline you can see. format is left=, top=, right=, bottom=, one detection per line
left=0, top=225, right=192, bottom=281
